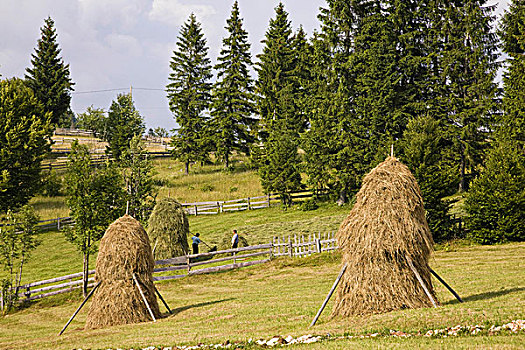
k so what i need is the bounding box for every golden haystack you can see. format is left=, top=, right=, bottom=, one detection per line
left=332, top=157, right=437, bottom=317
left=85, top=215, right=161, bottom=329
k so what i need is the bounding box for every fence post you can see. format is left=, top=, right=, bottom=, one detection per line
left=267, top=194, right=271, bottom=208
left=316, top=239, right=321, bottom=253
left=277, top=236, right=280, bottom=256
left=269, top=240, right=274, bottom=260
left=57, top=217, right=61, bottom=231
left=247, top=197, right=251, bottom=210
left=1, top=289, right=3, bottom=311
left=217, top=202, right=220, bottom=214
left=288, top=236, right=293, bottom=258
left=186, top=255, right=191, bottom=275
left=194, top=205, right=198, bottom=216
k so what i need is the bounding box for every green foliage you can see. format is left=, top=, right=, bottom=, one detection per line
left=499, top=0, right=525, bottom=149
left=465, top=136, right=525, bottom=244
left=39, top=170, right=63, bottom=197
left=0, top=78, right=52, bottom=212
left=167, top=14, right=213, bottom=174
left=105, top=93, right=145, bottom=160
left=0, top=205, right=40, bottom=311
left=24, top=17, right=74, bottom=126
left=298, top=199, right=319, bottom=212
left=64, top=141, right=125, bottom=295
left=120, top=135, right=156, bottom=225
left=76, top=106, right=107, bottom=138
left=210, top=1, right=257, bottom=168
left=401, top=116, right=458, bottom=242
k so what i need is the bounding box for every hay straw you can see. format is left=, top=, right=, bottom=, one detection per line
left=85, top=215, right=161, bottom=329
left=147, top=198, right=189, bottom=259
left=332, top=157, right=437, bottom=317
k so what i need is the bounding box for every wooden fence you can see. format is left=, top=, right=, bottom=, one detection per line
left=1, top=235, right=337, bottom=308
left=183, top=190, right=322, bottom=215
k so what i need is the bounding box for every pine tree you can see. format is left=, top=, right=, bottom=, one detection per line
left=499, top=0, right=525, bottom=150
left=0, top=78, right=52, bottom=212
left=437, top=0, right=500, bottom=191
left=210, top=1, right=256, bottom=168
left=105, top=93, right=145, bottom=161
left=25, top=17, right=74, bottom=127
left=255, top=3, right=303, bottom=200
left=167, top=14, right=213, bottom=174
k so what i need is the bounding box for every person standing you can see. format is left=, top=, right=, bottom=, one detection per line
left=191, top=232, right=202, bottom=254
left=231, top=229, right=239, bottom=249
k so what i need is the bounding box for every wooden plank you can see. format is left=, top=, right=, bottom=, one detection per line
left=153, top=265, right=188, bottom=273
left=189, top=259, right=270, bottom=275
left=153, top=274, right=186, bottom=282
left=19, top=269, right=95, bottom=289
left=155, top=256, right=187, bottom=265
left=189, top=251, right=268, bottom=268
left=24, top=283, right=95, bottom=301
left=186, top=244, right=272, bottom=259
left=20, top=277, right=94, bottom=296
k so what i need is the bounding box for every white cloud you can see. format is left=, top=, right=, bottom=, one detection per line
left=149, top=0, right=216, bottom=26
left=104, top=33, right=143, bottom=57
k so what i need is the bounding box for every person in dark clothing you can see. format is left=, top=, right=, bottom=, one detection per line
left=191, top=233, right=202, bottom=254
left=231, top=229, right=239, bottom=249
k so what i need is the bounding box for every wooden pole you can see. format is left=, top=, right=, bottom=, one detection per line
left=310, top=264, right=347, bottom=327
left=58, top=282, right=100, bottom=336
left=153, top=286, right=173, bottom=314
left=406, top=257, right=438, bottom=308
left=132, top=273, right=156, bottom=322
left=430, top=268, right=463, bottom=303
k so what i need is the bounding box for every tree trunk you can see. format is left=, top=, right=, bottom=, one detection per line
left=225, top=154, right=229, bottom=169
left=82, top=252, right=89, bottom=298
left=336, top=187, right=348, bottom=206
left=185, top=161, right=189, bottom=175
left=459, top=144, right=466, bottom=192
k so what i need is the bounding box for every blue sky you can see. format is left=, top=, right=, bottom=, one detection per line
left=0, top=0, right=510, bottom=131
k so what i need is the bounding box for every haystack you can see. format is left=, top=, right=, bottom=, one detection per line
left=219, top=233, right=249, bottom=251
left=147, top=198, right=189, bottom=259
left=332, top=157, right=437, bottom=317
left=85, top=215, right=161, bottom=329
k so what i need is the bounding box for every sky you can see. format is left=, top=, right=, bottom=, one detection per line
left=0, top=0, right=510, bottom=132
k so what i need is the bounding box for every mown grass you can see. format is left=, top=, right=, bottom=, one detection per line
left=0, top=243, right=523, bottom=349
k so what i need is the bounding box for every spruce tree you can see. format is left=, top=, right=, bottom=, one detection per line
left=25, top=17, right=74, bottom=127
left=210, top=1, right=256, bottom=168
left=0, top=78, right=52, bottom=212
left=437, top=0, right=499, bottom=191
left=105, top=93, right=145, bottom=161
left=255, top=3, right=303, bottom=199
left=499, top=0, right=525, bottom=150
left=167, top=14, right=213, bottom=174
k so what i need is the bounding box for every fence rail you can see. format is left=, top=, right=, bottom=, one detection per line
left=2, top=235, right=337, bottom=307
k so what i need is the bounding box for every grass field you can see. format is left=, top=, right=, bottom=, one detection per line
left=0, top=243, right=523, bottom=349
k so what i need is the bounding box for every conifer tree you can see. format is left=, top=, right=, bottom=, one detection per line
left=25, top=17, right=74, bottom=127
left=210, top=1, right=256, bottom=168
left=499, top=0, right=525, bottom=150
left=437, top=0, right=499, bottom=191
left=105, top=93, right=145, bottom=161
left=255, top=3, right=303, bottom=199
left=167, top=14, right=213, bottom=174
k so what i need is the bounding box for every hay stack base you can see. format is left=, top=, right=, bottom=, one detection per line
left=85, top=215, right=161, bottom=329
left=332, top=157, right=438, bottom=317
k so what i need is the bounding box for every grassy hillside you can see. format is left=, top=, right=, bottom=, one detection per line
left=0, top=243, right=523, bottom=349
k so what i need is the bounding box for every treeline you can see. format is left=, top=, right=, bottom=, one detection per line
left=166, top=1, right=524, bottom=244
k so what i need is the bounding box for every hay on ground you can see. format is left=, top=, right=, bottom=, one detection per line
left=219, top=233, right=249, bottom=251
left=147, top=198, right=189, bottom=259
left=332, top=157, right=437, bottom=317
left=85, top=215, right=161, bottom=329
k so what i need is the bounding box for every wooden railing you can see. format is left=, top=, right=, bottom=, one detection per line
left=2, top=235, right=337, bottom=307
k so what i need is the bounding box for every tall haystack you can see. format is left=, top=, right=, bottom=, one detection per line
left=332, top=157, right=437, bottom=317
left=85, top=215, right=161, bottom=329
left=147, top=198, right=189, bottom=259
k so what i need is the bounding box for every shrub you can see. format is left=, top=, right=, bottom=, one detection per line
left=299, top=199, right=319, bottom=211
left=39, top=170, right=63, bottom=197
left=465, top=139, right=525, bottom=244
left=200, top=184, right=214, bottom=192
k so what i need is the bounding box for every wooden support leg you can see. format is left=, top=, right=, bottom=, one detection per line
left=154, top=285, right=173, bottom=314
left=406, top=257, right=438, bottom=308
left=58, top=282, right=100, bottom=336
left=310, top=264, right=348, bottom=327
left=133, top=273, right=156, bottom=322
left=430, top=268, right=463, bottom=303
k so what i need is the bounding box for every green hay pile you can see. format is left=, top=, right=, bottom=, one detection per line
left=332, top=157, right=437, bottom=317
left=147, top=198, right=189, bottom=259
left=85, top=215, right=161, bottom=329
left=219, top=233, right=249, bottom=251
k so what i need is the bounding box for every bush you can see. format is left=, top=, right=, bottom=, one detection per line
left=299, top=199, right=319, bottom=211
left=39, top=170, right=63, bottom=196
left=465, top=139, right=525, bottom=244
left=200, top=184, right=214, bottom=192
